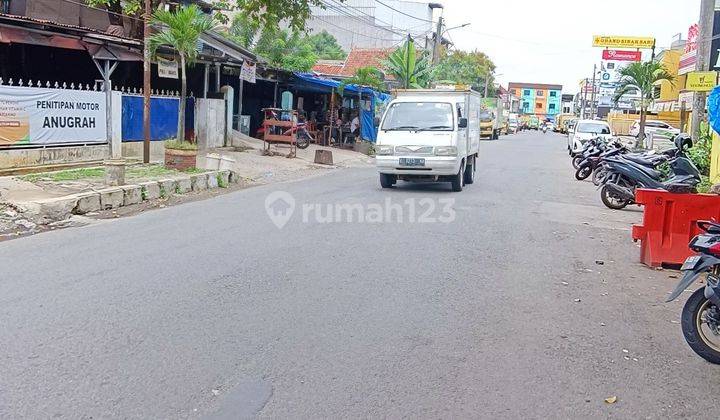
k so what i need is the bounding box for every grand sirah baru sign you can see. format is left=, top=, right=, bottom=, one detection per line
left=602, top=49, right=642, bottom=62
left=0, top=85, right=106, bottom=146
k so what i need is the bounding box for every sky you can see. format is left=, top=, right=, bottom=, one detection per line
left=440, top=0, right=700, bottom=93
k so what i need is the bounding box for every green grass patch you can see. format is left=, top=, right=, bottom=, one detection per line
left=21, top=167, right=104, bottom=182
left=165, top=140, right=198, bottom=151
left=127, top=165, right=178, bottom=179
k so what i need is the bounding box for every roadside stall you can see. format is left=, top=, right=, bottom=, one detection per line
left=288, top=73, right=390, bottom=149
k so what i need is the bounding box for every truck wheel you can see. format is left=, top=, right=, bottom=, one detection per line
left=463, top=156, right=475, bottom=184
left=379, top=173, right=396, bottom=189
left=451, top=165, right=464, bottom=192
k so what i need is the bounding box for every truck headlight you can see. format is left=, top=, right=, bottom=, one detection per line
left=375, top=145, right=394, bottom=155
left=434, top=146, right=457, bottom=156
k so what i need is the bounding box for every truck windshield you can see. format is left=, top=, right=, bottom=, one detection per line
left=479, top=111, right=493, bottom=122
left=576, top=122, right=610, bottom=134
left=382, top=102, right=454, bottom=131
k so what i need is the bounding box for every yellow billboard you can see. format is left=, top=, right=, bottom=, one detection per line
left=686, top=71, right=718, bottom=92
left=592, top=35, right=655, bottom=49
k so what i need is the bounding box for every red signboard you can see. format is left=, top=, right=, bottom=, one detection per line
left=602, top=49, right=642, bottom=61
left=686, top=23, right=699, bottom=53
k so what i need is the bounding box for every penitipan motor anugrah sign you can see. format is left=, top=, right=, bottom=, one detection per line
left=0, top=85, right=106, bottom=146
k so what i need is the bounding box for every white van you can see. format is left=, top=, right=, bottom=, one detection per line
left=568, top=119, right=611, bottom=153
left=375, top=89, right=481, bottom=192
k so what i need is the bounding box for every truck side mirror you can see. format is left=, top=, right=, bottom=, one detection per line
left=458, top=117, right=468, bottom=128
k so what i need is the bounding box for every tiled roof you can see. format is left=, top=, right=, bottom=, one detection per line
left=312, top=48, right=393, bottom=78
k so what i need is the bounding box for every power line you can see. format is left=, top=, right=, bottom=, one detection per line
left=312, top=16, right=399, bottom=42
left=319, top=0, right=407, bottom=38
left=323, top=0, right=430, bottom=37
left=374, top=0, right=434, bottom=23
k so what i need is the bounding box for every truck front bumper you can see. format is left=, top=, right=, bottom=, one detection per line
left=376, top=155, right=462, bottom=176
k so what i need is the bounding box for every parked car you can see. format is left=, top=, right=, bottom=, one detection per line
left=568, top=119, right=611, bottom=153
left=629, top=120, right=680, bottom=138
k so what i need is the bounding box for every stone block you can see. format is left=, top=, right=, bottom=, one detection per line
left=98, top=187, right=124, bottom=210
left=74, top=192, right=101, bottom=214
left=229, top=171, right=242, bottom=184
left=158, top=179, right=176, bottom=197
left=139, top=181, right=161, bottom=201
left=190, top=173, right=208, bottom=191
left=206, top=171, right=219, bottom=189
left=104, top=159, right=126, bottom=186
left=122, top=185, right=142, bottom=206
left=24, top=196, right=79, bottom=222
left=176, top=177, right=192, bottom=194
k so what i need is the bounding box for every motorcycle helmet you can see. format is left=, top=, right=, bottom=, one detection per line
left=674, top=133, right=693, bottom=150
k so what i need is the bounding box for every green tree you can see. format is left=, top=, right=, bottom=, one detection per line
left=338, top=66, right=385, bottom=94
left=254, top=27, right=317, bottom=71
left=613, top=61, right=674, bottom=142
left=149, top=5, right=214, bottom=142
left=433, top=50, right=496, bottom=95
left=306, top=30, right=346, bottom=60
left=384, top=38, right=432, bottom=89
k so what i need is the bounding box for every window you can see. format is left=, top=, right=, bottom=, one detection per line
left=381, top=102, right=454, bottom=131
left=536, top=90, right=544, bottom=96
left=576, top=122, right=610, bottom=134
left=536, top=102, right=543, bottom=109
left=524, top=90, right=531, bottom=96
left=510, top=89, right=517, bottom=95
left=550, top=91, right=557, bottom=97
left=549, top=104, right=556, bottom=110
left=607, top=63, right=615, bottom=69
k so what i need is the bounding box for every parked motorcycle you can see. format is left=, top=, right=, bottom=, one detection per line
left=571, top=138, right=603, bottom=169
left=667, top=220, right=720, bottom=364
left=599, top=134, right=700, bottom=210
left=591, top=147, right=667, bottom=185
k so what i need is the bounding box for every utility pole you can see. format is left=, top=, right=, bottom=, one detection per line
left=692, top=0, right=715, bottom=140
left=432, top=15, right=443, bottom=65
left=590, top=64, right=597, bottom=119
left=581, top=79, right=588, bottom=119
left=143, top=0, right=152, bottom=163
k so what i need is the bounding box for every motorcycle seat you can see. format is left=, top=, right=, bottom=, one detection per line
left=623, top=154, right=658, bottom=167
left=621, top=157, right=663, bottom=179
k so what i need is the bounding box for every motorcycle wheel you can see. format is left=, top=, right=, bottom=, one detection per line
left=575, top=166, right=592, bottom=180
left=592, top=168, right=606, bottom=186
left=296, top=134, right=310, bottom=149
left=681, top=288, right=720, bottom=365
left=600, top=184, right=630, bottom=210
left=572, top=156, right=582, bottom=170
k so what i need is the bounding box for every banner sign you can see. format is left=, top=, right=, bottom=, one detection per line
left=240, top=61, right=256, bottom=84
left=157, top=57, right=179, bottom=79
left=0, top=86, right=106, bottom=146
left=686, top=71, right=718, bottom=92
left=602, top=49, right=642, bottom=61
left=592, top=35, right=655, bottom=49
left=686, top=23, right=699, bottom=53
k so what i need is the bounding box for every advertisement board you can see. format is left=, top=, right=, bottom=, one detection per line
left=602, top=50, right=642, bottom=61
left=240, top=61, right=256, bottom=84
left=0, top=86, right=106, bottom=146
left=592, top=35, right=655, bottom=49
left=157, top=57, right=179, bottom=79
left=686, top=71, right=718, bottom=92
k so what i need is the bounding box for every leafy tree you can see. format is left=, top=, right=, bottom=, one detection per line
left=306, top=31, right=346, bottom=60
left=338, top=66, right=385, bottom=94
left=613, top=61, right=674, bottom=142
left=252, top=27, right=317, bottom=71
left=149, top=5, right=214, bottom=142
left=433, top=50, right=496, bottom=95
left=384, top=38, right=432, bottom=89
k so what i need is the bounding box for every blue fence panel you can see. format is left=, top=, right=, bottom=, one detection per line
left=122, top=96, right=180, bottom=142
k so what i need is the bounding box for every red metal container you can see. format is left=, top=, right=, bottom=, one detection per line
left=632, top=189, right=720, bottom=267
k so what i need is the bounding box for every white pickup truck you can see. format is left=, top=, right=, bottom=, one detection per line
left=375, top=88, right=481, bottom=192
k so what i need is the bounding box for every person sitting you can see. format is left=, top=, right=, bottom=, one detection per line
left=349, top=112, right=360, bottom=143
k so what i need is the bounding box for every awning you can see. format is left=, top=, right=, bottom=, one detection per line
left=291, top=72, right=390, bottom=101
left=0, top=26, right=142, bottom=61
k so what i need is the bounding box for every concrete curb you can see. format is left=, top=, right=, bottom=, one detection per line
left=14, top=170, right=239, bottom=222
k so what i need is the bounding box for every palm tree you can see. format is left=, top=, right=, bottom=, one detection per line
left=613, top=61, right=674, bottom=143
left=149, top=5, right=214, bottom=142
left=338, top=66, right=385, bottom=94
left=384, top=37, right=432, bottom=89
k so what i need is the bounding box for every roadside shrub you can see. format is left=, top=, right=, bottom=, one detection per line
left=688, top=122, right=712, bottom=176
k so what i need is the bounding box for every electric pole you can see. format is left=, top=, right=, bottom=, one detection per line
left=590, top=64, right=597, bottom=119
left=692, top=0, right=715, bottom=140
left=143, top=0, right=152, bottom=163
left=432, top=15, right=443, bottom=65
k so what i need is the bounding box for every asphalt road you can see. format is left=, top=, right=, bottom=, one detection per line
left=2, top=130, right=719, bottom=419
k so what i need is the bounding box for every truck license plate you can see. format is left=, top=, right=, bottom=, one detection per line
left=399, top=158, right=425, bottom=167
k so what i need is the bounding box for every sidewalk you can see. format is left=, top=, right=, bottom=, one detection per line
left=0, top=136, right=374, bottom=239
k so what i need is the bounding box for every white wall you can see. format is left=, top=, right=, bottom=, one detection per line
left=196, top=99, right=226, bottom=150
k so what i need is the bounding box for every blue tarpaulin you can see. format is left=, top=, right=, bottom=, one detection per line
left=708, top=85, right=720, bottom=134
left=122, top=96, right=195, bottom=142
left=292, top=73, right=390, bottom=142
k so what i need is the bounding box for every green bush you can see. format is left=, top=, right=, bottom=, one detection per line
left=688, top=123, right=712, bottom=176
left=165, top=140, right=198, bottom=151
